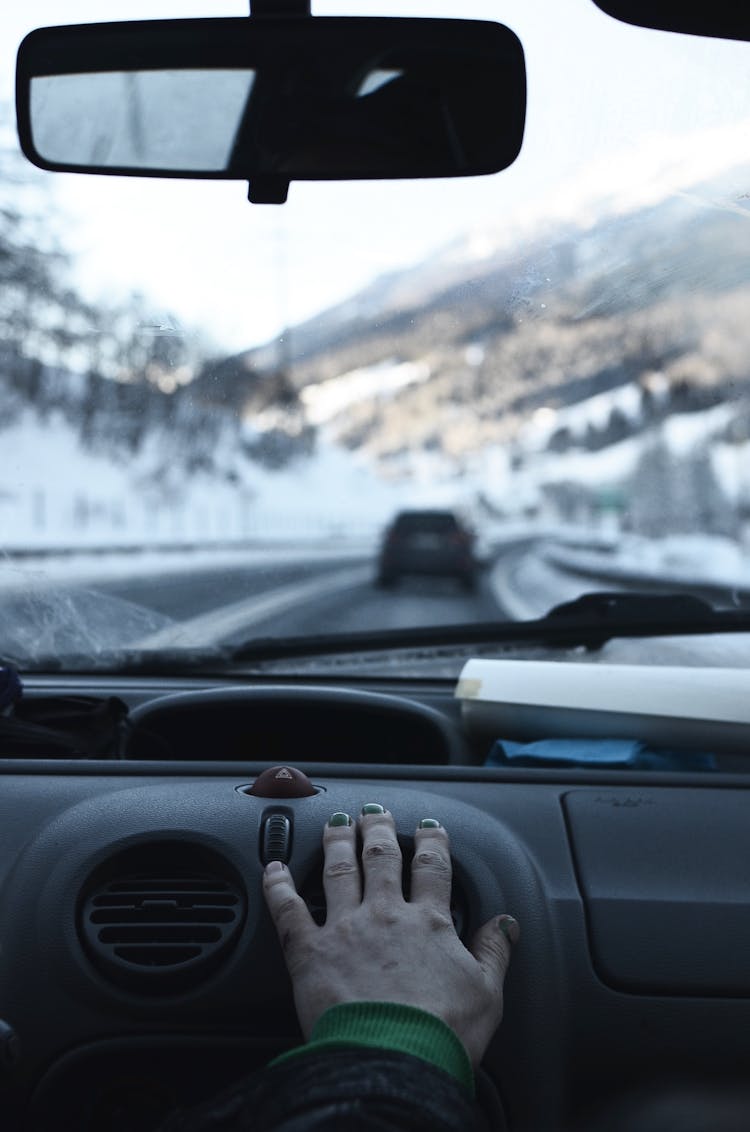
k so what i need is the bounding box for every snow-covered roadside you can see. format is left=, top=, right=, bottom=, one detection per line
left=488, top=544, right=622, bottom=619
left=490, top=531, right=750, bottom=621
left=0, top=540, right=374, bottom=594
left=0, top=408, right=405, bottom=552
left=546, top=533, right=750, bottom=594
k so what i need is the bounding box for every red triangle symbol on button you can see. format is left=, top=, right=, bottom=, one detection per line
left=275, top=768, right=293, bottom=779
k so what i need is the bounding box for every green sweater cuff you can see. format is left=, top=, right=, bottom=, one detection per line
left=271, top=1002, right=474, bottom=1095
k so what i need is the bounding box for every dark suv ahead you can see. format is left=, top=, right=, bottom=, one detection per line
left=376, top=509, right=477, bottom=590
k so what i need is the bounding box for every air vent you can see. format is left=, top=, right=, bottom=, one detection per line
left=78, top=842, right=246, bottom=993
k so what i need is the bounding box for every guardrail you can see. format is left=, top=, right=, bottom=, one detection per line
left=0, top=536, right=378, bottom=562
left=543, top=541, right=750, bottom=609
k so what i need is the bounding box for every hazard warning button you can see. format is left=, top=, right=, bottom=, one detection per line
left=246, top=766, right=317, bottom=798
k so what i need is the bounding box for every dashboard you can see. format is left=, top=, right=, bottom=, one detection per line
left=1, top=673, right=749, bottom=1131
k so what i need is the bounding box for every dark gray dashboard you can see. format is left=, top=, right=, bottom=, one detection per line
left=0, top=677, right=749, bottom=1131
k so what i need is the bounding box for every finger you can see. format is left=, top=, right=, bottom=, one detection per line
left=469, top=914, right=519, bottom=996
left=410, top=820, right=453, bottom=912
left=322, top=813, right=361, bottom=918
left=358, top=805, right=403, bottom=900
left=262, top=860, right=315, bottom=967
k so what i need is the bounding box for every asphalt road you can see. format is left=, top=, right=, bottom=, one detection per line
left=229, top=568, right=506, bottom=643
left=90, top=554, right=507, bottom=648
left=92, top=558, right=358, bottom=622
left=9, top=535, right=734, bottom=663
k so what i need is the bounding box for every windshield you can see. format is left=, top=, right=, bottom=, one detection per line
left=3, top=0, right=750, bottom=671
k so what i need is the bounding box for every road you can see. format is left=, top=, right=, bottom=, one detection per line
left=12, top=533, right=728, bottom=661
left=88, top=553, right=508, bottom=650
left=7, top=534, right=742, bottom=663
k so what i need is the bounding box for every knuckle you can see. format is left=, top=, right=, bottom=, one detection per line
left=483, top=938, right=510, bottom=974
left=413, top=849, right=451, bottom=874
left=332, top=914, right=358, bottom=943
left=368, top=895, right=401, bottom=927
left=363, top=840, right=401, bottom=863
left=273, top=896, right=301, bottom=923
left=425, top=909, right=454, bottom=933
left=324, top=858, right=359, bottom=879
left=374, top=908, right=400, bottom=928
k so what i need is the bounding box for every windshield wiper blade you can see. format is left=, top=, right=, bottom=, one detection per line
left=226, top=591, right=750, bottom=662
left=17, top=592, right=749, bottom=673
left=538, top=591, right=750, bottom=646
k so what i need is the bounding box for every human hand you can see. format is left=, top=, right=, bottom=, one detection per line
left=262, top=804, right=519, bottom=1067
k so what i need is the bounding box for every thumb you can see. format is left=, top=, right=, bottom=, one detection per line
left=469, top=914, right=519, bottom=991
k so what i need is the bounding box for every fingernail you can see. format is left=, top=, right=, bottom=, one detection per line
left=265, top=860, right=285, bottom=874
left=328, top=812, right=352, bottom=827
left=497, top=915, right=520, bottom=945
left=361, top=803, right=385, bottom=815
left=418, top=818, right=441, bottom=829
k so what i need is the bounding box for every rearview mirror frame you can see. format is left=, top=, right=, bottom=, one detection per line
left=16, top=16, right=526, bottom=204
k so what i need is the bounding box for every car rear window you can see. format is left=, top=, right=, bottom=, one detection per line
left=394, top=513, right=460, bottom=533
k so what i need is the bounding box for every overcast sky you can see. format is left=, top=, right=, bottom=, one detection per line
left=3, top=0, right=750, bottom=354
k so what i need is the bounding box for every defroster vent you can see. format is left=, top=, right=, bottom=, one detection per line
left=79, top=842, right=246, bottom=992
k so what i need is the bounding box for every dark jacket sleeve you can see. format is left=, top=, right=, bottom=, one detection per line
left=158, top=1046, right=494, bottom=1132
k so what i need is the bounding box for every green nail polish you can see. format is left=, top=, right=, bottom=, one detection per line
left=328, top=812, right=352, bottom=827
left=361, top=803, right=385, bottom=815
left=419, top=818, right=441, bottom=829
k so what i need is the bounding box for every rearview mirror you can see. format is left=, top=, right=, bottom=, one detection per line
left=16, top=17, right=526, bottom=203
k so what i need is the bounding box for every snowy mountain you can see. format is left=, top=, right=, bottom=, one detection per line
left=223, top=161, right=750, bottom=520
left=3, top=135, right=750, bottom=553
left=242, top=159, right=750, bottom=379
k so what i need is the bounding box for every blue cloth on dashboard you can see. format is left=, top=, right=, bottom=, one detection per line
left=485, top=737, right=716, bottom=771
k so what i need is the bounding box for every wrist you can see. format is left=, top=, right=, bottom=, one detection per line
left=272, top=1001, right=475, bottom=1095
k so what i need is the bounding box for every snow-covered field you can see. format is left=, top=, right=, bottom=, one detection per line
left=0, top=408, right=405, bottom=552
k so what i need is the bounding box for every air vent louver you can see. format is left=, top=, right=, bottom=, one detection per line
left=79, top=842, right=246, bottom=993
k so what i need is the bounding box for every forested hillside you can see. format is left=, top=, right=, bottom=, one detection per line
left=240, top=183, right=750, bottom=466
left=0, top=124, right=313, bottom=498
left=231, top=165, right=750, bottom=533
